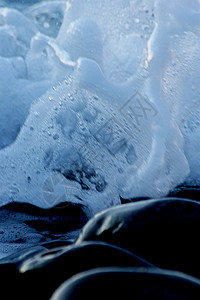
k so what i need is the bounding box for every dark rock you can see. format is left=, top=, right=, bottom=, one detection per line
left=168, top=186, right=200, bottom=201
left=0, top=241, right=155, bottom=300
left=0, top=201, right=89, bottom=299
left=120, top=196, right=151, bottom=204
left=0, top=246, right=46, bottom=300
left=76, top=198, right=200, bottom=278
left=0, top=202, right=88, bottom=257
left=0, top=202, right=88, bottom=231
left=51, top=267, right=200, bottom=300
left=41, top=240, right=73, bottom=249
left=20, top=241, right=155, bottom=299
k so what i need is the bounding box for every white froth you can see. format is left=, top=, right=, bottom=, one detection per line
left=0, top=0, right=199, bottom=216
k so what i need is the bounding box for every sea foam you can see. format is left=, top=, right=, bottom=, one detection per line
left=0, top=0, right=199, bottom=216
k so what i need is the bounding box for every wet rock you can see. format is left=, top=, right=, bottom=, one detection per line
left=51, top=267, right=200, bottom=300
left=0, top=202, right=88, bottom=258
left=76, top=198, right=200, bottom=278
left=20, top=241, right=154, bottom=299
left=120, top=196, right=151, bottom=204
left=168, top=186, right=200, bottom=201
left=0, top=241, right=155, bottom=300
left=0, top=246, right=46, bottom=300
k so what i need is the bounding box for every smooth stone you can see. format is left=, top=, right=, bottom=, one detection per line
left=20, top=241, right=155, bottom=299
left=76, top=198, right=200, bottom=278
left=0, top=241, right=155, bottom=300
left=0, top=201, right=88, bottom=232
left=51, top=267, right=200, bottom=300
left=168, top=186, right=200, bottom=201
left=40, top=240, right=73, bottom=249
left=0, top=246, right=46, bottom=300
left=120, top=196, right=151, bottom=204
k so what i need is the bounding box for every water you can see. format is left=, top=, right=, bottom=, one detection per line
left=0, top=0, right=199, bottom=218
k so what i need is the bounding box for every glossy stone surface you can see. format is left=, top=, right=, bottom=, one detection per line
left=76, top=198, right=200, bottom=278
left=51, top=267, right=200, bottom=300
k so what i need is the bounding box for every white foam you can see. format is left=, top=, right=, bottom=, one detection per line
left=147, top=0, right=200, bottom=185
left=0, top=0, right=199, bottom=216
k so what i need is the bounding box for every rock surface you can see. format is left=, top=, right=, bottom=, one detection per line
left=76, top=198, right=200, bottom=278
left=0, top=197, right=200, bottom=299
left=0, top=241, right=154, bottom=299
left=51, top=267, right=200, bottom=300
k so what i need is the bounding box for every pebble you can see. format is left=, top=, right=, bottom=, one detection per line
left=1, top=197, right=200, bottom=299
left=51, top=267, right=200, bottom=300
left=76, top=198, right=200, bottom=278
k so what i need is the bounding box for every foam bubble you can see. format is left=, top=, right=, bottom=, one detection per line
left=0, top=0, right=199, bottom=216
